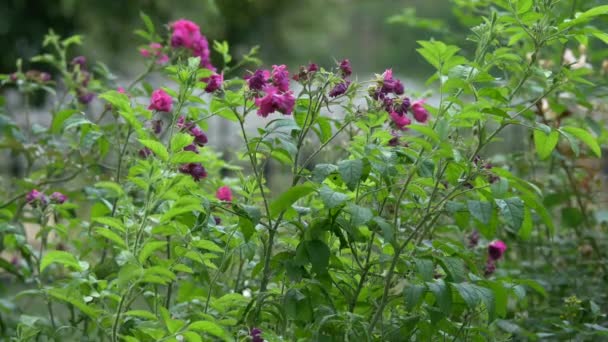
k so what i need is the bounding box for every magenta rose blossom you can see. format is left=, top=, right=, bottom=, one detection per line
left=255, top=86, right=295, bottom=117
left=488, top=240, right=507, bottom=261
left=411, top=99, right=429, bottom=123
left=271, top=64, right=290, bottom=92
left=389, top=111, right=411, bottom=130
left=339, top=59, right=352, bottom=77
left=50, top=192, right=67, bottom=204
left=204, top=73, right=224, bottom=93
left=148, top=89, right=173, bottom=112
left=216, top=186, right=233, bottom=202
left=170, top=19, right=214, bottom=70
left=26, top=189, right=47, bottom=205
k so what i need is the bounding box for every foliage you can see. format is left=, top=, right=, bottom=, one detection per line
left=1, top=1, right=607, bottom=341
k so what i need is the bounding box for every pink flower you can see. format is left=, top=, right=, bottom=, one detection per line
left=488, top=240, right=507, bottom=261
left=255, top=86, right=295, bottom=117
left=26, top=189, right=47, bottom=206
left=389, top=111, right=411, bottom=130
left=157, top=54, right=170, bottom=64
left=381, top=69, right=404, bottom=95
left=271, top=64, right=290, bottom=92
left=204, top=73, right=224, bottom=93
left=148, top=89, right=173, bottom=112
left=50, top=192, right=67, bottom=204
left=411, top=99, right=429, bottom=123
left=339, top=59, right=352, bottom=77
left=170, top=19, right=214, bottom=70
left=170, top=19, right=201, bottom=48
left=139, top=48, right=151, bottom=58
left=117, top=87, right=126, bottom=94
left=216, top=186, right=233, bottom=202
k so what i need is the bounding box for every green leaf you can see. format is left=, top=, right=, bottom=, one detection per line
left=518, top=207, right=533, bottom=240
left=191, top=239, right=224, bottom=253
left=404, top=283, right=427, bottom=311
left=188, top=321, right=227, bottom=340
left=303, top=240, right=330, bottom=274
left=415, top=258, right=434, bottom=282
left=467, top=200, right=492, bottom=224
left=453, top=283, right=495, bottom=321
left=171, top=133, right=194, bottom=152
left=559, top=126, right=601, bottom=157
left=533, top=129, right=559, bottom=160
left=346, top=203, right=373, bottom=226
left=138, top=241, right=167, bottom=263
left=439, top=257, right=465, bottom=283
left=312, top=164, right=338, bottom=183
left=269, top=184, right=316, bottom=218
left=124, top=310, right=157, bottom=320
left=92, top=217, right=126, bottom=232
left=319, top=185, right=349, bottom=209
left=139, top=139, right=169, bottom=161
left=41, top=251, right=83, bottom=272
left=338, top=159, right=363, bottom=190
left=170, top=151, right=206, bottom=164
left=47, top=288, right=99, bottom=319
left=95, top=227, right=127, bottom=248
left=495, top=197, right=524, bottom=231
left=139, top=11, right=155, bottom=33
left=51, top=109, right=79, bottom=133
left=427, top=279, right=451, bottom=313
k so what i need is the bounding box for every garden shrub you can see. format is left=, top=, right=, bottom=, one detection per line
left=1, top=1, right=607, bottom=341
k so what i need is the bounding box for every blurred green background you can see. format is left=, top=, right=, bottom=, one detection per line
left=0, top=0, right=468, bottom=79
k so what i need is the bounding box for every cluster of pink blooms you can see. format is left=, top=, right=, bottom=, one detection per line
left=204, top=72, right=223, bottom=93
left=485, top=240, right=507, bottom=276
left=26, top=189, right=67, bottom=207
left=170, top=19, right=215, bottom=71
left=369, top=69, right=429, bottom=131
left=139, top=42, right=169, bottom=64
left=246, top=65, right=296, bottom=117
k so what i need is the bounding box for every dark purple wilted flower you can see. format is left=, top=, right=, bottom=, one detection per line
left=307, top=63, right=319, bottom=73
left=484, top=260, right=496, bottom=276
left=329, top=81, right=350, bottom=98
left=246, top=69, right=271, bottom=92
left=468, top=230, right=480, bottom=248
left=77, top=90, right=95, bottom=104
left=50, top=192, right=67, bottom=204
left=339, top=59, right=352, bottom=77
left=179, top=163, right=207, bottom=181
left=71, top=56, right=87, bottom=69
left=189, top=126, right=208, bottom=146
left=152, top=120, right=163, bottom=135
left=250, top=327, right=263, bottom=342
left=139, top=147, right=154, bottom=159
left=204, top=73, right=223, bottom=93
left=183, top=143, right=199, bottom=154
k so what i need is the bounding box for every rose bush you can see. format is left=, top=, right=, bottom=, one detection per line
left=1, top=1, right=607, bottom=341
